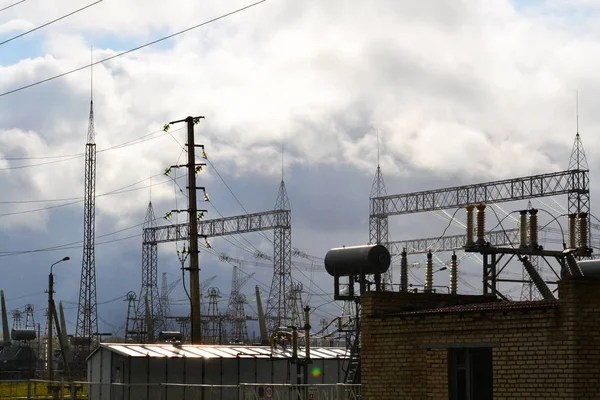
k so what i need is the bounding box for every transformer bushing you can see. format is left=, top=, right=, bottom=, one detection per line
left=528, top=209, right=539, bottom=249
left=450, top=251, right=458, bottom=295
left=424, top=250, right=433, bottom=293
left=519, top=210, right=528, bottom=248
left=476, top=204, right=486, bottom=245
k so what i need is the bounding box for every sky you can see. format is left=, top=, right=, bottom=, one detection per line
left=1, top=0, right=600, bottom=339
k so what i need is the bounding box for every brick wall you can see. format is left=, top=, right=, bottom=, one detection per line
left=361, top=277, right=600, bottom=400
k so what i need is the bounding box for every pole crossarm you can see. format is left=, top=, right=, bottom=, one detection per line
left=144, top=210, right=290, bottom=245
left=389, top=228, right=520, bottom=255
left=371, top=170, right=588, bottom=217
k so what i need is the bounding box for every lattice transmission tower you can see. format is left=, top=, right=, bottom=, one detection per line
left=204, top=288, right=222, bottom=344
left=134, top=202, right=164, bottom=342
left=568, top=132, right=591, bottom=252
left=288, top=282, right=304, bottom=327
left=369, top=133, right=391, bottom=286
left=11, top=310, right=22, bottom=330
left=75, top=84, right=98, bottom=351
left=265, top=177, right=293, bottom=331
left=226, top=263, right=254, bottom=343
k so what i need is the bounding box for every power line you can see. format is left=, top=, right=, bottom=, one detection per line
left=0, top=172, right=186, bottom=217
left=0, top=0, right=25, bottom=13
left=0, top=0, right=268, bottom=97
left=0, top=222, right=144, bottom=257
left=0, top=0, right=103, bottom=46
left=0, top=127, right=177, bottom=169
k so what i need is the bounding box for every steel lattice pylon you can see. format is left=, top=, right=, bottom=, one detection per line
left=369, top=165, right=391, bottom=285
left=204, top=287, right=222, bottom=344
left=265, top=180, right=293, bottom=331
left=226, top=263, right=252, bottom=343
left=568, top=133, right=591, bottom=250
left=75, top=98, right=98, bottom=351
left=160, top=273, right=174, bottom=331
left=134, top=202, right=165, bottom=342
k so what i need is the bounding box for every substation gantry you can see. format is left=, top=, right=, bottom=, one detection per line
left=143, top=207, right=294, bottom=336
left=369, top=134, right=592, bottom=300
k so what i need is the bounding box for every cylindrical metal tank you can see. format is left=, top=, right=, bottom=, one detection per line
left=324, top=244, right=391, bottom=277
left=11, top=329, right=36, bottom=341
left=577, top=260, right=600, bottom=277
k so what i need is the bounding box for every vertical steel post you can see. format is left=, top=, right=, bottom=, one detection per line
left=48, top=271, right=54, bottom=381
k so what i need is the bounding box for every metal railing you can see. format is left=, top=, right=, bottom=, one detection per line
left=0, top=380, right=361, bottom=400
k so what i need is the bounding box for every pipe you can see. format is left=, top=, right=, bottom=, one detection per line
left=568, top=214, right=577, bottom=250
left=425, top=250, right=433, bottom=293
left=528, top=209, right=538, bottom=249
left=465, top=205, right=475, bottom=246
left=450, top=252, right=458, bottom=295
left=476, top=204, right=486, bottom=245
left=579, top=212, right=589, bottom=249
left=519, top=210, right=528, bottom=248
left=400, top=248, right=408, bottom=292
left=0, top=290, right=9, bottom=342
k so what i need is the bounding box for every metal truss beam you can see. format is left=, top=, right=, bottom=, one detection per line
left=371, top=170, right=588, bottom=217
left=144, top=210, right=290, bottom=244
left=389, top=229, right=519, bottom=255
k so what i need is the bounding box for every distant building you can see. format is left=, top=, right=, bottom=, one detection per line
left=361, top=276, right=600, bottom=400
left=87, top=343, right=348, bottom=400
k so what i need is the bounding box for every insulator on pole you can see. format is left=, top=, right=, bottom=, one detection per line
left=450, top=251, right=458, bottom=295
left=400, top=248, right=408, bottom=293
left=528, top=209, right=538, bottom=249
left=465, top=205, right=475, bottom=246
left=578, top=212, right=589, bottom=250
left=425, top=250, right=433, bottom=293
left=519, top=210, right=528, bottom=248
left=476, top=204, right=486, bottom=245
left=568, top=214, right=577, bottom=250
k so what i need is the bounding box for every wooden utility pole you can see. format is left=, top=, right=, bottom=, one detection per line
left=168, top=115, right=205, bottom=344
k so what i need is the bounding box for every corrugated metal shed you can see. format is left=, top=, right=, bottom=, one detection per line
left=96, top=343, right=348, bottom=360
left=87, top=343, right=349, bottom=400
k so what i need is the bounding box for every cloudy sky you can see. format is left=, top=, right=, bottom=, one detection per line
left=1, top=0, right=600, bottom=339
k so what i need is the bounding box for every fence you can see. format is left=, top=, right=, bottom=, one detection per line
left=0, top=381, right=361, bottom=400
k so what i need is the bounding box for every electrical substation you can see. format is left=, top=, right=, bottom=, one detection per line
left=0, top=102, right=598, bottom=399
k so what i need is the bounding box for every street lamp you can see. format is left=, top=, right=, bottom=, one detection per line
left=47, top=256, right=70, bottom=381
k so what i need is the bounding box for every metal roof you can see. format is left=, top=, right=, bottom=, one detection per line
left=97, top=343, right=349, bottom=360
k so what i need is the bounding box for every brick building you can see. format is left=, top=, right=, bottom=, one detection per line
left=361, top=276, right=600, bottom=400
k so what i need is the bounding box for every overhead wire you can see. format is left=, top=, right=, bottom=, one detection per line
left=0, top=0, right=269, bottom=97
left=0, top=127, right=178, bottom=169
left=168, top=132, right=268, bottom=256
left=0, top=172, right=184, bottom=216
left=0, top=0, right=103, bottom=46
left=0, top=222, right=144, bottom=257
left=0, top=0, right=25, bottom=13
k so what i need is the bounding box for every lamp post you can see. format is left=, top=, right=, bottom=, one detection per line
left=47, top=256, right=70, bottom=381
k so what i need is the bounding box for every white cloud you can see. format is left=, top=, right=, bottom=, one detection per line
left=0, top=18, right=33, bottom=35
left=1, top=0, right=600, bottom=332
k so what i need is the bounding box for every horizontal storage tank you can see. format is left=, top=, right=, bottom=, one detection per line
left=11, top=329, right=36, bottom=341
left=324, top=244, right=391, bottom=277
left=577, top=260, right=600, bottom=277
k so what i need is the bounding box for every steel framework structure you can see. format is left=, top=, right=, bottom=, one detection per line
left=369, top=134, right=591, bottom=298
left=134, top=202, right=165, bottom=342
left=75, top=95, right=98, bottom=351
left=143, top=205, right=292, bottom=334
left=369, top=165, right=390, bottom=283
left=370, top=170, right=586, bottom=217
left=387, top=228, right=519, bottom=255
